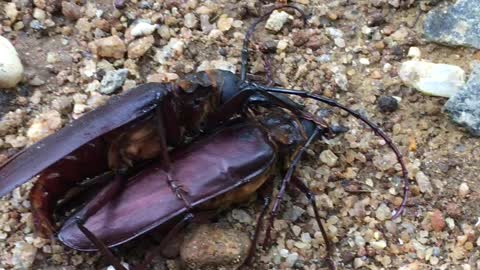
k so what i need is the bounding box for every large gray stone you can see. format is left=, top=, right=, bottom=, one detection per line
left=424, top=0, right=480, bottom=49
left=444, top=64, right=480, bottom=136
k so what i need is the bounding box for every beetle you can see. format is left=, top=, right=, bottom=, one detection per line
left=1, top=3, right=410, bottom=254
left=56, top=109, right=336, bottom=270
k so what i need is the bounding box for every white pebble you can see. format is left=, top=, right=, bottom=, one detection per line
left=265, top=11, right=292, bottom=32
left=130, top=22, right=157, bottom=37
left=458, top=182, right=469, bottom=197
left=399, top=60, right=465, bottom=97
left=0, top=36, right=24, bottom=88
left=407, top=46, right=421, bottom=59
left=370, top=240, right=387, bottom=250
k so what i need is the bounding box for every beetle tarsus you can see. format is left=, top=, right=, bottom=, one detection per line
left=77, top=222, right=128, bottom=270
left=291, top=176, right=335, bottom=270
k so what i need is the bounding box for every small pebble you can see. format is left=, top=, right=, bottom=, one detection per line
left=184, top=13, right=198, bottom=29
left=431, top=209, right=446, bottom=232
left=458, top=182, right=469, bottom=197
left=128, top=35, right=154, bottom=59
left=217, top=15, right=233, bottom=32
left=415, top=171, right=432, bottom=194
left=320, top=149, right=338, bottom=167
left=370, top=240, right=387, bottom=250
left=377, top=96, right=399, bottom=113
left=407, top=47, right=421, bottom=59
left=375, top=203, right=391, bottom=221
left=265, top=10, right=292, bottom=32
left=62, top=1, right=82, bottom=20
left=130, top=22, right=157, bottom=37
left=89, top=36, right=126, bottom=59
left=99, top=69, right=129, bottom=94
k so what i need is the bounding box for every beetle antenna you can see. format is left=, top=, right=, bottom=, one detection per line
left=241, top=5, right=307, bottom=82
left=250, top=84, right=409, bottom=218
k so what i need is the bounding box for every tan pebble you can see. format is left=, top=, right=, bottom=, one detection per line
left=62, top=1, right=82, bottom=20
left=370, top=70, right=382, bottom=79
left=128, top=35, right=154, bottom=59
left=89, top=36, right=126, bottom=59
left=217, top=15, right=233, bottom=32
left=26, top=110, right=63, bottom=143
left=5, top=2, right=18, bottom=21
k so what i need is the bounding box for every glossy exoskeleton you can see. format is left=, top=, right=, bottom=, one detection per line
left=58, top=110, right=333, bottom=270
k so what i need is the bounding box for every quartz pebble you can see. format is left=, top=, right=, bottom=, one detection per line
left=184, top=13, right=198, bottom=29
left=99, top=69, right=129, bottom=94
left=320, top=149, right=338, bottom=167
left=265, top=11, right=292, bottom=32
left=458, top=182, right=469, bottom=197
left=415, top=171, right=433, bottom=194
left=399, top=60, right=465, bottom=98
left=130, top=22, right=157, bottom=37
left=26, top=110, right=62, bottom=143
left=0, top=36, right=24, bottom=88
left=217, top=15, right=233, bottom=32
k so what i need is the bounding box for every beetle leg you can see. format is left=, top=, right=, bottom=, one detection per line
left=74, top=172, right=127, bottom=224
left=243, top=180, right=274, bottom=267
left=291, top=176, right=336, bottom=270
left=77, top=223, right=128, bottom=270
left=264, top=128, right=320, bottom=247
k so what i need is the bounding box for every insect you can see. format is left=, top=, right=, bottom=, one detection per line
left=57, top=110, right=334, bottom=270
left=0, top=4, right=410, bottom=269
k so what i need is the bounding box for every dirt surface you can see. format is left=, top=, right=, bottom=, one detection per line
left=0, top=0, right=479, bottom=269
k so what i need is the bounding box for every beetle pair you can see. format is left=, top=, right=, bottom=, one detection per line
left=0, top=5, right=409, bottom=269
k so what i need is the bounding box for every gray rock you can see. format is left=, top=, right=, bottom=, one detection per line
left=99, top=69, right=128, bottom=94
left=424, top=0, right=480, bottom=49
left=444, top=64, right=480, bottom=136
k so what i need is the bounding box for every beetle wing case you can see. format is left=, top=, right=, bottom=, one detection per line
left=58, top=122, right=276, bottom=251
left=0, top=83, right=168, bottom=197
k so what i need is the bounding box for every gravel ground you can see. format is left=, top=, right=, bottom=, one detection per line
left=1, top=0, right=480, bottom=269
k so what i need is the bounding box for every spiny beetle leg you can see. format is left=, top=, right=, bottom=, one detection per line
left=264, top=128, right=320, bottom=246
left=243, top=179, right=274, bottom=267
left=74, top=172, right=127, bottom=225
left=77, top=223, right=128, bottom=270
left=291, top=176, right=336, bottom=270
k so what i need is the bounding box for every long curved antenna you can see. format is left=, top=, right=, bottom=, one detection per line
left=248, top=83, right=409, bottom=218
left=241, top=5, right=307, bottom=82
